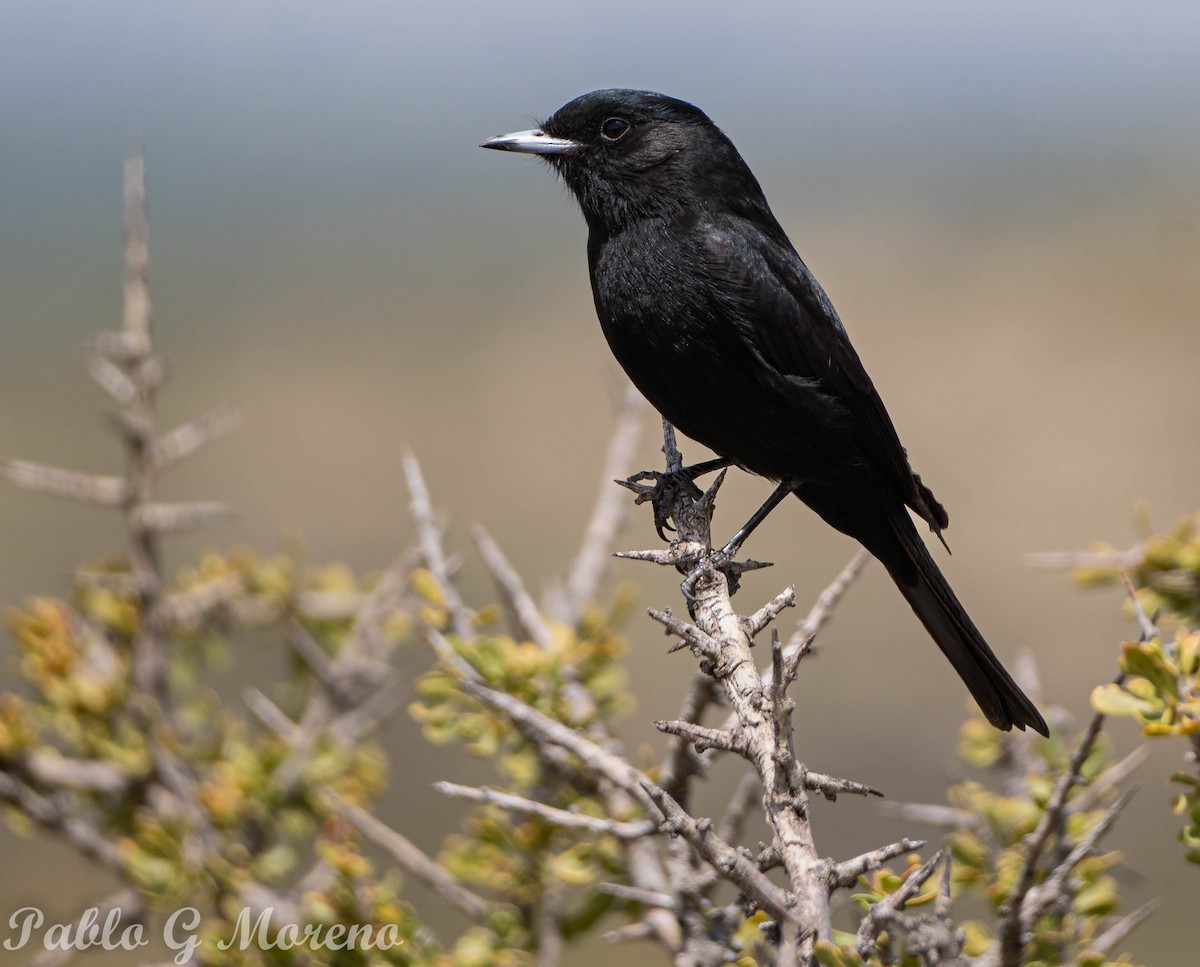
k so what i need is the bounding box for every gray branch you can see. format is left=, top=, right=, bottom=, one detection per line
left=642, top=780, right=798, bottom=926
left=988, top=700, right=1111, bottom=967
left=473, top=524, right=555, bottom=649
left=434, top=781, right=657, bottom=839
left=403, top=451, right=476, bottom=640
left=323, top=790, right=490, bottom=920
left=152, top=405, right=242, bottom=470
left=830, top=838, right=927, bottom=889
left=855, top=850, right=947, bottom=959
left=551, top=385, right=647, bottom=624
left=4, top=461, right=129, bottom=505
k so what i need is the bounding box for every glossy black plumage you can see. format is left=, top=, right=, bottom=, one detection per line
left=482, top=89, right=1047, bottom=735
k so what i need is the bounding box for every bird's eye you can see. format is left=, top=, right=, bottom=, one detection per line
left=600, top=117, right=631, bottom=141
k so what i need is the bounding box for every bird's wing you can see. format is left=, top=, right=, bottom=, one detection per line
left=701, top=221, right=949, bottom=534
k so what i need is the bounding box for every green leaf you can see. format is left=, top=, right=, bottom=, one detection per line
left=1090, top=683, right=1155, bottom=718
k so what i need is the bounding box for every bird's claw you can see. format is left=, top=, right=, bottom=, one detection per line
left=618, top=466, right=705, bottom=543
left=680, top=570, right=700, bottom=607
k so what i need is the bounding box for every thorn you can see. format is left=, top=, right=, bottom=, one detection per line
left=5, top=461, right=129, bottom=506
left=132, top=501, right=232, bottom=532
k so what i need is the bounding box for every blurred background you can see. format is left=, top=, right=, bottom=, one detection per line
left=2, top=0, right=1198, bottom=962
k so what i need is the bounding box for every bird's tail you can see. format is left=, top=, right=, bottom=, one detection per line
left=879, top=511, right=1048, bottom=735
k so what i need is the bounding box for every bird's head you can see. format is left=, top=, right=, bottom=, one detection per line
left=481, top=89, right=770, bottom=233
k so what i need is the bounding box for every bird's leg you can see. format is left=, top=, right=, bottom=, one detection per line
left=719, top=480, right=799, bottom=559
left=678, top=456, right=734, bottom=479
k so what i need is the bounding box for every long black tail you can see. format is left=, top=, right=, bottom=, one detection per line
left=879, top=511, right=1048, bottom=735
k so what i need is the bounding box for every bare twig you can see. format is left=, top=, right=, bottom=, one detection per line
left=553, top=386, right=647, bottom=624
left=880, top=801, right=977, bottom=829
left=473, top=524, right=555, bottom=648
left=597, top=882, right=676, bottom=908
left=24, top=752, right=132, bottom=796
left=1069, top=745, right=1150, bottom=814
left=612, top=547, right=680, bottom=565
left=855, top=850, right=945, bottom=958
left=1025, top=786, right=1137, bottom=917
left=433, top=781, right=657, bottom=839
left=348, top=549, right=417, bottom=663
left=131, top=500, right=231, bottom=533
left=656, top=670, right=720, bottom=802
left=600, top=922, right=656, bottom=945
left=830, top=838, right=927, bottom=889
left=1121, top=572, right=1159, bottom=642
left=122, top=148, right=151, bottom=349
left=243, top=687, right=296, bottom=737
left=654, top=719, right=748, bottom=756
left=4, top=462, right=129, bottom=505
left=161, top=572, right=244, bottom=628
left=1091, top=897, right=1162, bottom=955
left=803, top=770, right=884, bottom=801
left=323, top=790, right=490, bottom=920
left=88, top=354, right=139, bottom=405
left=0, top=772, right=124, bottom=871
left=642, top=780, right=797, bottom=926
left=742, top=586, right=796, bottom=639
left=990, top=701, right=1113, bottom=967
left=537, top=876, right=564, bottom=967
left=456, top=677, right=658, bottom=812
left=403, top=452, right=475, bottom=640
left=152, top=405, right=242, bottom=470
left=647, top=607, right=723, bottom=659
left=785, top=549, right=869, bottom=662
left=328, top=678, right=408, bottom=743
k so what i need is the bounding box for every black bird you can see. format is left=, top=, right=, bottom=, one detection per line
left=482, top=90, right=1047, bottom=735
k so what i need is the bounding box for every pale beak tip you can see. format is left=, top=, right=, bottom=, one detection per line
left=480, top=129, right=579, bottom=156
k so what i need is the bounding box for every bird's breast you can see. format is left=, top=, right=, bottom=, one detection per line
left=589, top=229, right=734, bottom=381
left=587, top=225, right=843, bottom=479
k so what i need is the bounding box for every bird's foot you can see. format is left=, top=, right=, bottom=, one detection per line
left=618, top=461, right=725, bottom=541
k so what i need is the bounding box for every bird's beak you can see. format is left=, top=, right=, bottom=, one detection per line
left=480, top=129, right=580, bottom=155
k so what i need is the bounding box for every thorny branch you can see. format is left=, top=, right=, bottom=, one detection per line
left=2, top=151, right=414, bottom=963
left=2, top=149, right=234, bottom=920
left=607, top=422, right=922, bottom=962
